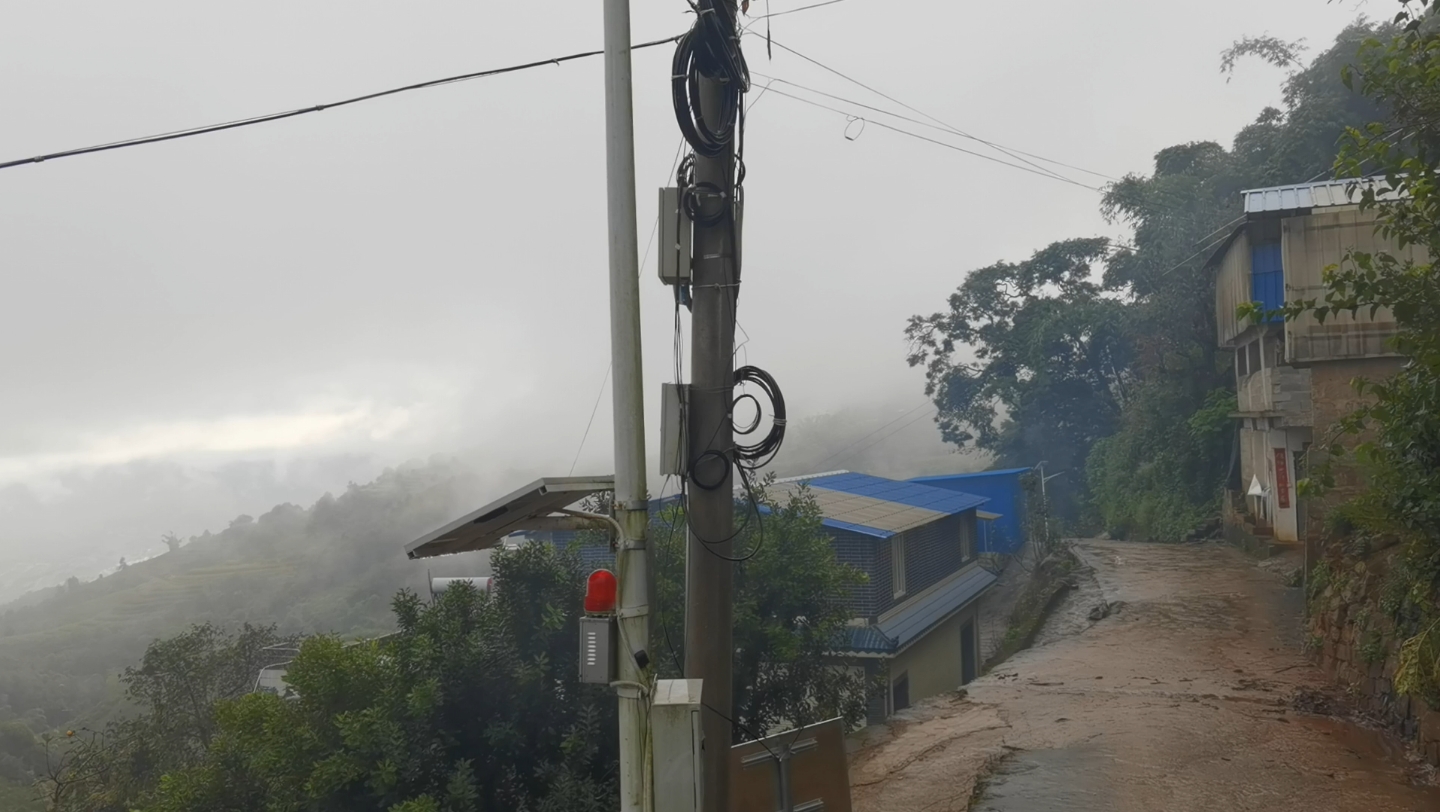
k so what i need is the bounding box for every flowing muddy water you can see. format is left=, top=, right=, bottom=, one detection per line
left=848, top=540, right=1439, bottom=812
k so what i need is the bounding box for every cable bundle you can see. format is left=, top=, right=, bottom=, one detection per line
left=732, top=365, right=785, bottom=470
left=672, top=0, right=750, bottom=158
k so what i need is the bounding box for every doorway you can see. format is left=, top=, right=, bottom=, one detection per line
left=960, top=619, right=977, bottom=684
left=892, top=672, right=910, bottom=713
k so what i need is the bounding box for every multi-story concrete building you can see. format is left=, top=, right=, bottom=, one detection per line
left=1210, top=178, right=1420, bottom=541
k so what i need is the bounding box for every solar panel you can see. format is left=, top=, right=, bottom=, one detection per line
left=404, top=475, right=615, bottom=560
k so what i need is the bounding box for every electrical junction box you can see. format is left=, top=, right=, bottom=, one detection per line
left=658, top=187, right=692, bottom=285
left=578, top=616, right=616, bottom=684
left=652, top=679, right=704, bottom=812
left=659, top=383, right=689, bottom=477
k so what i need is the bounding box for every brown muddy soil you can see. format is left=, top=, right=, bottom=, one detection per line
left=848, top=540, right=1439, bottom=812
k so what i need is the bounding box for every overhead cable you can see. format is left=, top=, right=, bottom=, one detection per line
left=733, top=365, right=787, bottom=470
left=752, top=34, right=1114, bottom=185
left=672, top=1, right=750, bottom=157
left=745, top=0, right=853, bottom=23
left=761, top=86, right=1103, bottom=190
left=0, top=34, right=683, bottom=171
left=811, top=399, right=933, bottom=471
left=752, top=72, right=1119, bottom=182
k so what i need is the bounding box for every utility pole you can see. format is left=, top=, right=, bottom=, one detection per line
left=685, top=15, right=740, bottom=812
left=601, top=0, right=651, bottom=809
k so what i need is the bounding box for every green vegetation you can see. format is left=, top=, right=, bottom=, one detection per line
left=0, top=459, right=478, bottom=739
left=0, top=777, right=42, bottom=811
left=5, top=469, right=867, bottom=810
left=651, top=483, right=874, bottom=737
left=985, top=547, right=1077, bottom=671
left=907, top=21, right=1388, bottom=539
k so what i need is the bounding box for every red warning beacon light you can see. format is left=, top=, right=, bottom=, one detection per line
left=584, top=569, right=618, bottom=615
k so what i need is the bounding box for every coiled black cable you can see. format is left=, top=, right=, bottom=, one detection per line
left=671, top=0, right=750, bottom=158
left=732, top=365, right=785, bottom=470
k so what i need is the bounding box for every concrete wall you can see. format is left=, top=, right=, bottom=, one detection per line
left=1304, top=357, right=1406, bottom=539
left=1237, top=423, right=1310, bottom=541
left=887, top=606, right=979, bottom=713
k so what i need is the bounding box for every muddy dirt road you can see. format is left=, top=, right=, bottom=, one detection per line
left=848, top=540, right=1439, bottom=812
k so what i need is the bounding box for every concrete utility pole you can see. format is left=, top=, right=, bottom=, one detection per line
left=685, top=19, right=740, bottom=812
left=601, top=0, right=652, bottom=809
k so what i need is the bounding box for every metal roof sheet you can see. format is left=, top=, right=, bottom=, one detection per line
left=836, top=566, right=998, bottom=654
left=810, top=472, right=990, bottom=513
left=1241, top=177, right=1402, bottom=215
left=843, top=625, right=896, bottom=653
left=879, top=566, right=998, bottom=651
left=770, top=472, right=990, bottom=537
left=910, top=467, right=1030, bottom=483
left=770, top=485, right=943, bottom=537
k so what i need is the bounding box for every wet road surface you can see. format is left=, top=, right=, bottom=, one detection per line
left=848, top=540, right=1439, bottom=812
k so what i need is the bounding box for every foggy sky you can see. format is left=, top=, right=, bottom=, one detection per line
left=0, top=0, right=1367, bottom=590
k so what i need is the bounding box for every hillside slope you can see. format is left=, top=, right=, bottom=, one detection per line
left=0, top=457, right=491, bottom=734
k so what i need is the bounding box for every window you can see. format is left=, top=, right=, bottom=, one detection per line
left=1247, top=341, right=1262, bottom=375
left=892, top=672, right=910, bottom=713
left=891, top=536, right=907, bottom=599
left=959, top=520, right=975, bottom=562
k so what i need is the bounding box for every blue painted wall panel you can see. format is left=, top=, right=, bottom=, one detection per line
left=1251, top=242, right=1284, bottom=320
left=909, top=470, right=1027, bottom=554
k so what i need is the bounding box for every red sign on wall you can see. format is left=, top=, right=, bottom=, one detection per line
left=1274, top=449, right=1291, bottom=509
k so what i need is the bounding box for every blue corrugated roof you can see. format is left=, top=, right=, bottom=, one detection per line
left=823, top=518, right=894, bottom=539
left=843, top=625, right=896, bottom=653
left=880, top=567, right=997, bottom=651
left=835, top=566, right=997, bottom=654
left=809, top=472, right=990, bottom=514
left=754, top=502, right=898, bottom=539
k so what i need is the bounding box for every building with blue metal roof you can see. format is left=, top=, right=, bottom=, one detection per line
left=910, top=468, right=1030, bottom=555
left=525, top=471, right=1001, bottom=723
left=773, top=471, right=998, bottom=723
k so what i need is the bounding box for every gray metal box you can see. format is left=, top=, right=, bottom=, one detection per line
left=578, top=616, right=616, bottom=684
left=652, top=679, right=704, bottom=812
left=659, top=383, right=689, bottom=477
left=658, top=186, right=692, bottom=285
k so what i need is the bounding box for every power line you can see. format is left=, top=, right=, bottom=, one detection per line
left=570, top=138, right=686, bottom=475
left=747, top=0, right=853, bottom=22
left=0, top=34, right=683, bottom=171
left=751, top=72, right=1119, bottom=182
left=569, top=365, right=611, bottom=476
left=811, top=399, right=934, bottom=471
left=827, top=407, right=937, bottom=468
left=754, top=34, right=1095, bottom=186
left=760, top=86, right=1102, bottom=190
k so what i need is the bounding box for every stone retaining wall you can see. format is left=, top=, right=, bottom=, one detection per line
left=1310, top=552, right=1440, bottom=766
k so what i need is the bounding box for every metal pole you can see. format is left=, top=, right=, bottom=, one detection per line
left=685, top=20, right=738, bottom=812
left=601, top=1, right=651, bottom=810
left=777, top=747, right=794, bottom=812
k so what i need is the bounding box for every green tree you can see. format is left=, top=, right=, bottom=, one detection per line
left=909, top=21, right=1390, bottom=538
left=650, top=484, right=874, bottom=739
left=141, top=543, right=616, bottom=812
left=39, top=623, right=293, bottom=812
left=905, top=237, right=1132, bottom=518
